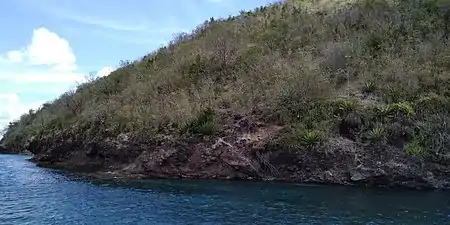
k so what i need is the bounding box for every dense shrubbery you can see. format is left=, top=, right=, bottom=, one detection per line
left=1, top=0, right=450, bottom=163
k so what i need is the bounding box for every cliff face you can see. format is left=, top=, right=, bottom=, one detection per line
left=2, top=0, right=450, bottom=189
left=0, top=138, right=13, bottom=154
left=24, top=114, right=450, bottom=189
left=22, top=109, right=450, bottom=189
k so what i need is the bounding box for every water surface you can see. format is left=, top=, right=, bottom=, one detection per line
left=0, top=154, right=449, bottom=225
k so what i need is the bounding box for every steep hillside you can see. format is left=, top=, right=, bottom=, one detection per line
left=2, top=0, right=450, bottom=188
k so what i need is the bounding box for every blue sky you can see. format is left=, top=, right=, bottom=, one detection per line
left=0, top=0, right=277, bottom=130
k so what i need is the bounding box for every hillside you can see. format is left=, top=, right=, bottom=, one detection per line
left=1, top=0, right=450, bottom=188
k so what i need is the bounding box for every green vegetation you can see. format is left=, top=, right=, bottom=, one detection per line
left=405, top=140, right=428, bottom=158
left=179, top=108, right=217, bottom=136
left=298, top=130, right=324, bottom=148
left=1, top=0, right=450, bottom=165
left=362, top=81, right=377, bottom=94
left=366, top=123, right=387, bottom=144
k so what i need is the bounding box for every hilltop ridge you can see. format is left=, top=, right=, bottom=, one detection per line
left=1, top=0, right=450, bottom=189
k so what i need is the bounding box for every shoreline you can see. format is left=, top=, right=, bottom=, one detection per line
left=1, top=152, right=447, bottom=191
left=27, top=156, right=449, bottom=191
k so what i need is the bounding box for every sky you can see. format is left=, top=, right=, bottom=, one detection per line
left=0, top=0, right=278, bottom=131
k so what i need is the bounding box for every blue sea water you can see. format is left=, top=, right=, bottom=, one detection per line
left=0, top=154, right=449, bottom=225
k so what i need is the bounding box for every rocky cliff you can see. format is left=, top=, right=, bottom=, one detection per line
left=24, top=111, right=450, bottom=189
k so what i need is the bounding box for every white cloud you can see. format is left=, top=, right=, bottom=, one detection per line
left=0, top=94, right=18, bottom=131
left=0, top=71, right=85, bottom=84
left=0, top=27, right=81, bottom=84
left=32, top=27, right=76, bottom=71
left=0, top=93, right=44, bottom=132
left=97, top=66, right=116, bottom=77
left=0, top=26, right=115, bottom=132
left=6, top=51, right=24, bottom=63
left=0, top=27, right=82, bottom=131
left=1, top=27, right=76, bottom=72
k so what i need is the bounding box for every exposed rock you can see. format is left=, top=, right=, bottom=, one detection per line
left=350, top=166, right=385, bottom=182
left=16, top=120, right=450, bottom=190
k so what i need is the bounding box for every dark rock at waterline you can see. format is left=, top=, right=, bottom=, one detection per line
left=0, top=145, right=6, bottom=153
left=18, top=119, right=450, bottom=190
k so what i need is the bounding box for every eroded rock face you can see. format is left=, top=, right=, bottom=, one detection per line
left=0, top=143, right=33, bottom=155
left=20, top=118, right=450, bottom=190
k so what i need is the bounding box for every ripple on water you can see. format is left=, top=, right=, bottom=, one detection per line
left=0, top=154, right=449, bottom=225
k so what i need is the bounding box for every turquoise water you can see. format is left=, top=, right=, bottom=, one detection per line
left=0, top=154, right=449, bottom=225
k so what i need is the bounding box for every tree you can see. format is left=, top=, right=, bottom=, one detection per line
left=85, top=71, right=97, bottom=83
left=61, top=89, right=83, bottom=116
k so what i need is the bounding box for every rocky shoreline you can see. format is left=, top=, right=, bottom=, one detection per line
left=12, top=119, right=450, bottom=190
left=30, top=154, right=450, bottom=190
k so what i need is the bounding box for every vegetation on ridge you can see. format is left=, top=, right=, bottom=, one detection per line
left=1, top=0, right=450, bottom=165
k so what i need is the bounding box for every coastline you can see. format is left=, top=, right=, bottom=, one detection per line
left=33, top=160, right=450, bottom=191
left=1, top=146, right=446, bottom=191
left=19, top=138, right=449, bottom=191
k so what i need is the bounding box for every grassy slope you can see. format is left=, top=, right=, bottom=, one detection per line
left=1, top=0, right=450, bottom=164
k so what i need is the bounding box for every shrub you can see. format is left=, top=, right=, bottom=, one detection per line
left=299, top=130, right=324, bottom=148
left=374, top=104, right=391, bottom=118
left=405, top=140, right=427, bottom=158
left=197, top=120, right=216, bottom=135
left=278, top=72, right=333, bottom=120
left=343, top=111, right=363, bottom=128
left=180, top=55, right=209, bottom=85
left=384, top=85, right=403, bottom=104
left=300, top=102, right=337, bottom=128
left=363, top=81, right=377, bottom=94
left=336, top=99, right=359, bottom=115
left=415, top=94, right=450, bottom=115
left=276, top=120, right=327, bottom=150
left=415, top=115, right=450, bottom=156
left=366, top=34, right=383, bottom=56
left=366, top=123, right=387, bottom=144
left=179, top=108, right=217, bottom=136
left=388, top=102, right=415, bottom=118
left=374, top=102, right=415, bottom=119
